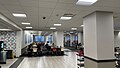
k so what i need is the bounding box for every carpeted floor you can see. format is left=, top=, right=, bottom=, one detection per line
left=9, top=57, right=24, bottom=68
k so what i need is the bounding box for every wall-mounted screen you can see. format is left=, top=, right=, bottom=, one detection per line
left=0, top=41, right=4, bottom=51
left=35, top=36, right=44, bottom=42
left=0, top=41, right=4, bottom=48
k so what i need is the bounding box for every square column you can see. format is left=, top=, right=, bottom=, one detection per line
left=70, top=34, right=74, bottom=46
left=45, top=36, right=49, bottom=43
left=83, top=11, right=115, bottom=61
left=53, top=31, right=64, bottom=47
left=78, top=32, right=83, bottom=44
left=84, top=58, right=115, bottom=68
left=53, top=32, right=57, bottom=46
left=16, top=31, right=23, bottom=57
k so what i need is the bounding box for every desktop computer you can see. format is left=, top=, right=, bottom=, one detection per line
left=0, top=41, right=7, bottom=64
left=0, top=41, right=4, bottom=51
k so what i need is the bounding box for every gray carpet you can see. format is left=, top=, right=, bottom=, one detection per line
left=9, top=57, right=24, bottom=68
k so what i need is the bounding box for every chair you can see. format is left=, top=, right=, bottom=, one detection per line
left=52, top=48, right=57, bottom=55
left=57, top=48, right=61, bottom=55
left=32, top=48, right=38, bottom=56
left=61, top=47, right=64, bottom=55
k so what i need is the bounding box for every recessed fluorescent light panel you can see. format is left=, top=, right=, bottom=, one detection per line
left=71, top=28, right=77, bottom=30
left=50, top=27, right=56, bottom=29
left=22, top=22, right=30, bottom=25
left=54, top=24, right=61, bottom=26
left=60, top=16, right=72, bottom=20
left=26, top=27, right=32, bottom=29
left=80, top=25, right=84, bottom=27
left=76, top=0, right=98, bottom=6
left=0, top=29, right=12, bottom=31
left=70, top=31, right=74, bottom=33
left=12, top=13, right=27, bottom=17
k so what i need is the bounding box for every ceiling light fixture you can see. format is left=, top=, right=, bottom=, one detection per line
left=26, top=27, right=32, bottom=29
left=0, top=29, right=12, bottom=31
left=21, top=22, right=30, bottom=25
left=50, top=27, right=56, bottom=29
left=71, top=28, right=77, bottom=30
left=70, top=31, right=74, bottom=33
left=76, top=0, right=98, bottom=6
left=80, top=25, right=84, bottom=27
left=54, top=24, right=61, bottom=26
left=60, top=16, right=72, bottom=20
left=12, top=13, right=27, bottom=17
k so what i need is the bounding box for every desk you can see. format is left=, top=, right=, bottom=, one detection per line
left=5, top=50, right=13, bottom=59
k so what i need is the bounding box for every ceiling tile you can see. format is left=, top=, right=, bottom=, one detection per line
left=39, top=0, right=57, bottom=2
left=3, top=6, right=23, bottom=13
left=0, top=0, right=20, bottom=6
left=58, top=0, right=77, bottom=4
left=39, top=1, right=57, bottom=9
left=55, top=3, right=73, bottom=10
left=20, top=0, right=38, bottom=7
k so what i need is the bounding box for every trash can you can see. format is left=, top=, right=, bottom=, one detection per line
left=0, top=51, right=7, bottom=64
left=5, top=50, right=13, bottom=59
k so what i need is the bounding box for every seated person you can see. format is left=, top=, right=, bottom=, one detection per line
left=37, top=42, right=42, bottom=51
left=32, top=42, right=38, bottom=56
left=45, top=43, right=51, bottom=51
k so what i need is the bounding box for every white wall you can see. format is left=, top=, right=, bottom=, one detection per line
left=16, top=31, right=23, bottom=57
left=96, top=12, right=114, bottom=60
left=83, top=11, right=114, bottom=60
left=53, top=31, right=64, bottom=47
left=56, top=31, right=64, bottom=47
left=16, top=30, right=33, bottom=57
left=78, top=32, right=83, bottom=44
left=22, top=31, right=33, bottom=48
left=45, top=36, right=50, bottom=45
left=70, top=34, right=74, bottom=46
left=53, top=32, right=57, bottom=45
left=83, top=12, right=98, bottom=59
left=114, top=31, right=120, bottom=47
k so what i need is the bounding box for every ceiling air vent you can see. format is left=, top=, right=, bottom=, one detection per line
left=60, top=14, right=76, bottom=20
left=63, top=13, right=76, bottom=17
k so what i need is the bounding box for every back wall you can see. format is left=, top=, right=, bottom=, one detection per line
left=0, top=31, right=16, bottom=55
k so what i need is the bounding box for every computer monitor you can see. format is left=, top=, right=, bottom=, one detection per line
left=0, top=41, right=4, bottom=51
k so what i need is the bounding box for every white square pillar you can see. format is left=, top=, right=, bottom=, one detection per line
left=83, top=11, right=115, bottom=60
left=53, top=31, right=64, bottom=47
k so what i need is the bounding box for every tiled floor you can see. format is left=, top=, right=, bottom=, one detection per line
left=17, top=51, right=80, bottom=68
left=0, top=58, right=17, bottom=68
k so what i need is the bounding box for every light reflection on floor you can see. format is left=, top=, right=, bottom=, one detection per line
left=17, top=51, right=78, bottom=68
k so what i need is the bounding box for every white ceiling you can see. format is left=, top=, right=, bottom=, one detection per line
left=0, top=0, right=120, bottom=31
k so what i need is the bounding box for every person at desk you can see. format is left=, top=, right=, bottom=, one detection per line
left=45, top=43, right=51, bottom=51
left=37, top=42, right=42, bottom=51
left=77, top=43, right=82, bottom=49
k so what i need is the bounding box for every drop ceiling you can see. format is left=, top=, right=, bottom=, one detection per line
left=0, top=0, right=120, bottom=31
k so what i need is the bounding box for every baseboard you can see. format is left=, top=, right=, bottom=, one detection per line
left=84, top=56, right=116, bottom=62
